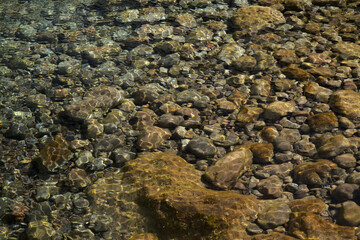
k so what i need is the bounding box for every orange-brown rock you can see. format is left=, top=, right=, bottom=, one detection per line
left=251, top=232, right=298, bottom=240
left=274, top=49, right=298, bottom=64
left=288, top=212, right=355, bottom=240
left=237, top=142, right=274, bottom=163
left=216, top=98, right=237, bottom=112
left=232, top=6, right=285, bottom=32
left=307, top=112, right=338, bottom=132
left=128, top=233, right=159, bottom=240
left=258, top=126, right=279, bottom=143
left=289, top=196, right=328, bottom=214
left=293, top=159, right=339, bottom=186
left=281, top=66, right=314, bottom=81
left=308, top=67, right=336, bottom=77
left=307, top=53, right=332, bottom=64
left=330, top=90, right=360, bottom=119
left=304, top=81, right=333, bottom=102
left=236, top=105, right=264, bottom=126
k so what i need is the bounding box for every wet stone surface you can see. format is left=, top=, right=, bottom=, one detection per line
left=0, top=0, right=360, bottom=239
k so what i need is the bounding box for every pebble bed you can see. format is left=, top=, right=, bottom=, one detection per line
left=1, top=0, right=360, bottom=239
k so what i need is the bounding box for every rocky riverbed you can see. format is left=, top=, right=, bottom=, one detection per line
left=1, top=0, right=360, bottom=239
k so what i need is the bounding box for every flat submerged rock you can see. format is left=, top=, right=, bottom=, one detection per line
left=88, top=152, right=261, bottom=239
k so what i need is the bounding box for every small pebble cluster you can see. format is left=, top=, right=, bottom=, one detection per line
left=1, top=0, right=360, bottom=239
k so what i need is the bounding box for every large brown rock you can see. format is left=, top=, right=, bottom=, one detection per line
left=257, top=201, right=291, bottom=229
left=232, top=6, right=285, bottom=32
left=288, top=212, right=355, bottom=240
left=239, top=142, right=274, bottom=163
left=317, top=134, right=350, bottom=158
left=281, top=66, right=314, bottom=81
left=330, top=90, right=360, bottom=119
left=304, top=81, right=332, bottom=102
left=264, top=101, right=296, bottom=120
left=88, top=152, right=261, bottom=239
left=337, top=201, right=360, bottom=227
left=257, top=175, right=283, bottom=198
left=64, top=85, right=123, bottom=122
left=236, top=105, right=264, bottom=126
left=251, top=232, right=298, bottom=240
left=307, top=112, right=338, bottom=132
left=293, top=159, right=339, bottom=186
left=203, top=148, right=253, bottom=190
left=137, top=126, right=171, bottom=150
left=333, top=41, right=360, bottom=60
left=289, top=196, right=328, bottom=214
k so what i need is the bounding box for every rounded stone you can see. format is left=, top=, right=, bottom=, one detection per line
left=236, top=105, right=264, bottom=127
left=331, top=183, right=359, bottom=203
left=257, top=175, right=283, bottom=198
left=26, top=220, right=56, bottom=240
left=203, top=148, right=253, bottom=190
left=217, top=43, right=245, bottom=65
left=346, top=172, right=360, bottom=185
left=5, top=122, right=28, bottom=140
left=334, top=154, right=356, bottom=169
left=281, top=66, right=314, bottom=81
left=337, top=201, right=360, bottom=227
left=258, top=126, right=279, bottom=143
left=293, top=159, right=338, bottom=186
left=264, top=101, right=296, bottom=121
left=186, top=137, right=217, bottom=158
left=232, top=55, right=257, bottom=71
left=274, top=137, right=292, bottom=152
left=137, top=126, right=171, bottom=150
left=304, top=81, right=333, bottom=102
left=307, top=112, right=338, bottom=132
left=250, top=78, right=271, bottom=96
left=68, top=169, right=92, bottom=189
left=294, top=137, right=316, bottom=157
left=158, top=114, right=184, bottom=129
left=257, top=201, right=291, bottom=229
left=317, top=135, right=350, bottom=158
left=330, top=90, right=360, bottom=119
